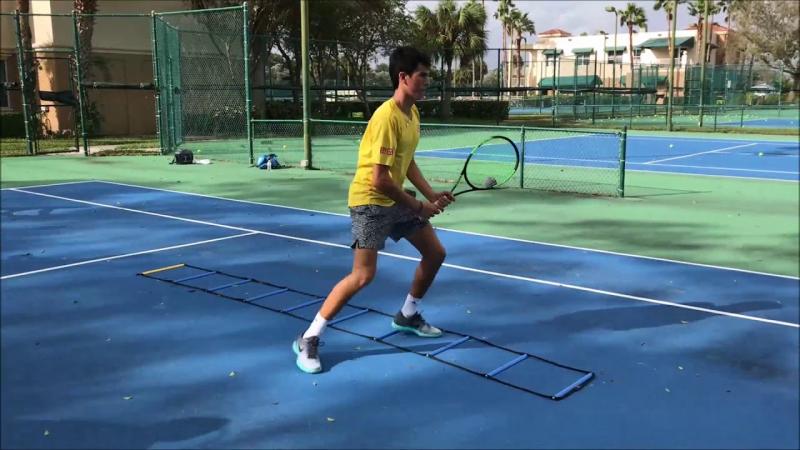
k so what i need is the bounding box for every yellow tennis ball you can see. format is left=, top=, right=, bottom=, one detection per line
left=758, top=152, right=764, bottom=156
left=669, top=144, right=674, bottom=148
left=282, top=145, right=287, bottom=149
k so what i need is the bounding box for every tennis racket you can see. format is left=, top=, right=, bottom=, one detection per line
left=450, top=135, right=520, bottom=196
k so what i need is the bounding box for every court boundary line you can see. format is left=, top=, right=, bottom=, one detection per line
left=0, top=180, right=96, bottom=191
left=627, top=135, right=798, bottom=145
left=623, top=167, right=798, bottom=183
left=18, top=179, right=795, bottom=280
left=635, top=162, right=797, bottom=175
left=1, top=232, right=257, bottom=280
left=644, top=143, right=757, bottom=164
left=7, top=187, right=798, bottom=328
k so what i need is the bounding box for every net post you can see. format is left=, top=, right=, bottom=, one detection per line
left=71, top=10, right=89, bottom=156
left=617, top=125, right=627, bottom=198
left=519, top=126, right=525, bottom=189
left=242, top=2, right=254, bottom=165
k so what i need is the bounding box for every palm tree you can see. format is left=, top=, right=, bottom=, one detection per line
left=415, top=0, right=487, bottom=119
left=618, top=3, right=647, bottom=88
left=716, top=0, right=736, bottom=63
left=508, top=8, right=534, bottom=88
left=16, top=0, right=39, bottom=152
left=74, top=0, right=98, bottom=81
left=654, top=0, right=686, bottom=68
left=493, top=0, right=515, bottom=89
left=688, top=0, right=720, bottom=64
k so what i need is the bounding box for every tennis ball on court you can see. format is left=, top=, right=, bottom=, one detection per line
left=283, top=145, right=287, bottom=149
left=669, top=144, right=674, bottom=148
left=758, top=152, right=764, bottom=156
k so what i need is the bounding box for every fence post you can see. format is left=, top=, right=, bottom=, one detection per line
left=713, top=106, right=717, bottom=131
left=150, top=12, right=165, bottom=155
left=300, top=0, right=312, bottom=168
left=71, top=11, right=89, bottom=156
left=13, top=11, right=34, bottom=155
left=519, top=126, right=525, bottom=189
left=618, top=125, right=627, bottom=198
left=242, top=2, right=254, bottom=165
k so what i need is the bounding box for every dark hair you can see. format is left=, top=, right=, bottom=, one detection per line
left=389, top=46, right=431, bottom=89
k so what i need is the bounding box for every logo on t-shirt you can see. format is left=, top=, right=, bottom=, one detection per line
left=380, top=147, right=395, bottom=156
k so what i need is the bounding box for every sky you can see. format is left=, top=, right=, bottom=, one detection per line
left=406, top=0, right=710, bottom=49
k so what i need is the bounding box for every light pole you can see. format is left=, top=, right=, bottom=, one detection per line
left=605, top=6, right=619, bottom=89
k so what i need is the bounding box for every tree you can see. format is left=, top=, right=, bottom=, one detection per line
left=188, top=0, right=298, bottom=108
left=508, top=8, right=534, bottom=88
left=688, top=0, right=720, bottom=64
left=716, top=0, right=737, bottom=62
left=618, top=3, right=647, bottom=88
left=654, top=0, right=686, bottom=71
left=74, top=0, right=98, bottom=81
left=338, top=0, right=410, bottom=117
left=15, top=0, right=40, bottom=144
left=415, top=0, right=487, bottom=119
left=493, top=0, right=515, bottom=89
left=730, top=0, right=799, bottom=95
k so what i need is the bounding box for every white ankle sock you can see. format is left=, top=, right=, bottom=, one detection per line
left=401, top=294, right=421, bottom=318
left=303, top=313, right=328, bottom=339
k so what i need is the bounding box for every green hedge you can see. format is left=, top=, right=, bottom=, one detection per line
left=259, top=99, right=509, bottom=121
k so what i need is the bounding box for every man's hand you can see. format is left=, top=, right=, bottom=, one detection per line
left=430, top=191, right=456, bottom=210
left=417, top=200, right=442, bottom=220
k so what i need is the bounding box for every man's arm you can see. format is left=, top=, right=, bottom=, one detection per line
left=371, top=164, right=441, bottom=219
left=406, top=159, right=437, bottom=202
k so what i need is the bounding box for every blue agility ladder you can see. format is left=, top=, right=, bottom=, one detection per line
left=139, top=263, right=594, bottom=401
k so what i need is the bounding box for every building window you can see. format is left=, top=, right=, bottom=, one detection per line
left=576, top=54, right=590, bottom=66
left=607, top=51, right=622, bottom=65
left=0, top=60, right=8, bottom=108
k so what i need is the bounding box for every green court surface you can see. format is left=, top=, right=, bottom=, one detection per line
left=2, top=151, right=797, bottom=278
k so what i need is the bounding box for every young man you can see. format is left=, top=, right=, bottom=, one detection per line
left=293, top=46, right=455, bottom=374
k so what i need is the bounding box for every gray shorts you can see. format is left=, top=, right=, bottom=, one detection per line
left=350, top=203, right=429, bottom=250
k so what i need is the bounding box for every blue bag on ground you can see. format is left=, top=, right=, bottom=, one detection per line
left=257, top=153, right=281, bottom=169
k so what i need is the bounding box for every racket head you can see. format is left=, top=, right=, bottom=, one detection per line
left=460, top=135, right=520, bottom=193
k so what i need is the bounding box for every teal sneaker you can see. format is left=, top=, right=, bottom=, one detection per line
left=292, top=335, right=322, bottom=374
left=391, top=311, right=443, bottom=338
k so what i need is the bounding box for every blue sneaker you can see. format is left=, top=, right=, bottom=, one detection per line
left=391, top=311, right=443, bottom=338
left=292, top=335, right=322, bottom=374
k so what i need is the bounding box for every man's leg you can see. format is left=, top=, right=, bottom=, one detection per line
left=391, top=224, right=446, bottom=337
left=320, top=248, right=378, bottom=319
left=294, top=248, right=378, bottom=373
left=405, top=224, right=446, bottom=299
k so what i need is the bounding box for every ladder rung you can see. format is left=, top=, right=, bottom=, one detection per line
left=426, top=336, right=470, bottom=357
left=486, top=354, right=528, bottom=378
left=245, top=288, right=289, bottom=302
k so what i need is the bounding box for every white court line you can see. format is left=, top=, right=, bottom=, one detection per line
left=628, top=135, right=799, bottom=145
left=1, top=232, right=257, bottom=280
left=0, top=180, right=96, bottom=191
left=95, top=180, right=800, bottom=279
left=7, top=187, right=798, bottom=329
left=644, top=143, right=757, bottom=164
left=624, top=167, right=799, bottom=183
left=629, top=161, right=799, bottom=175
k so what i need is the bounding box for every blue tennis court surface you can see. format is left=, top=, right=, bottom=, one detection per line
left=2, top=181, right=798, bottom=449
left=419, top=134, right=799, bottom=182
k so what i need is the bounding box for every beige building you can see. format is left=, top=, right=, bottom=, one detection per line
left=505, top=24, right=734, bottom=96
left=1, top=0, right=183, bottom=136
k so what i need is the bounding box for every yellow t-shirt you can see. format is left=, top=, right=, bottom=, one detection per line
left=348, top=99, right=420, bottom=207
